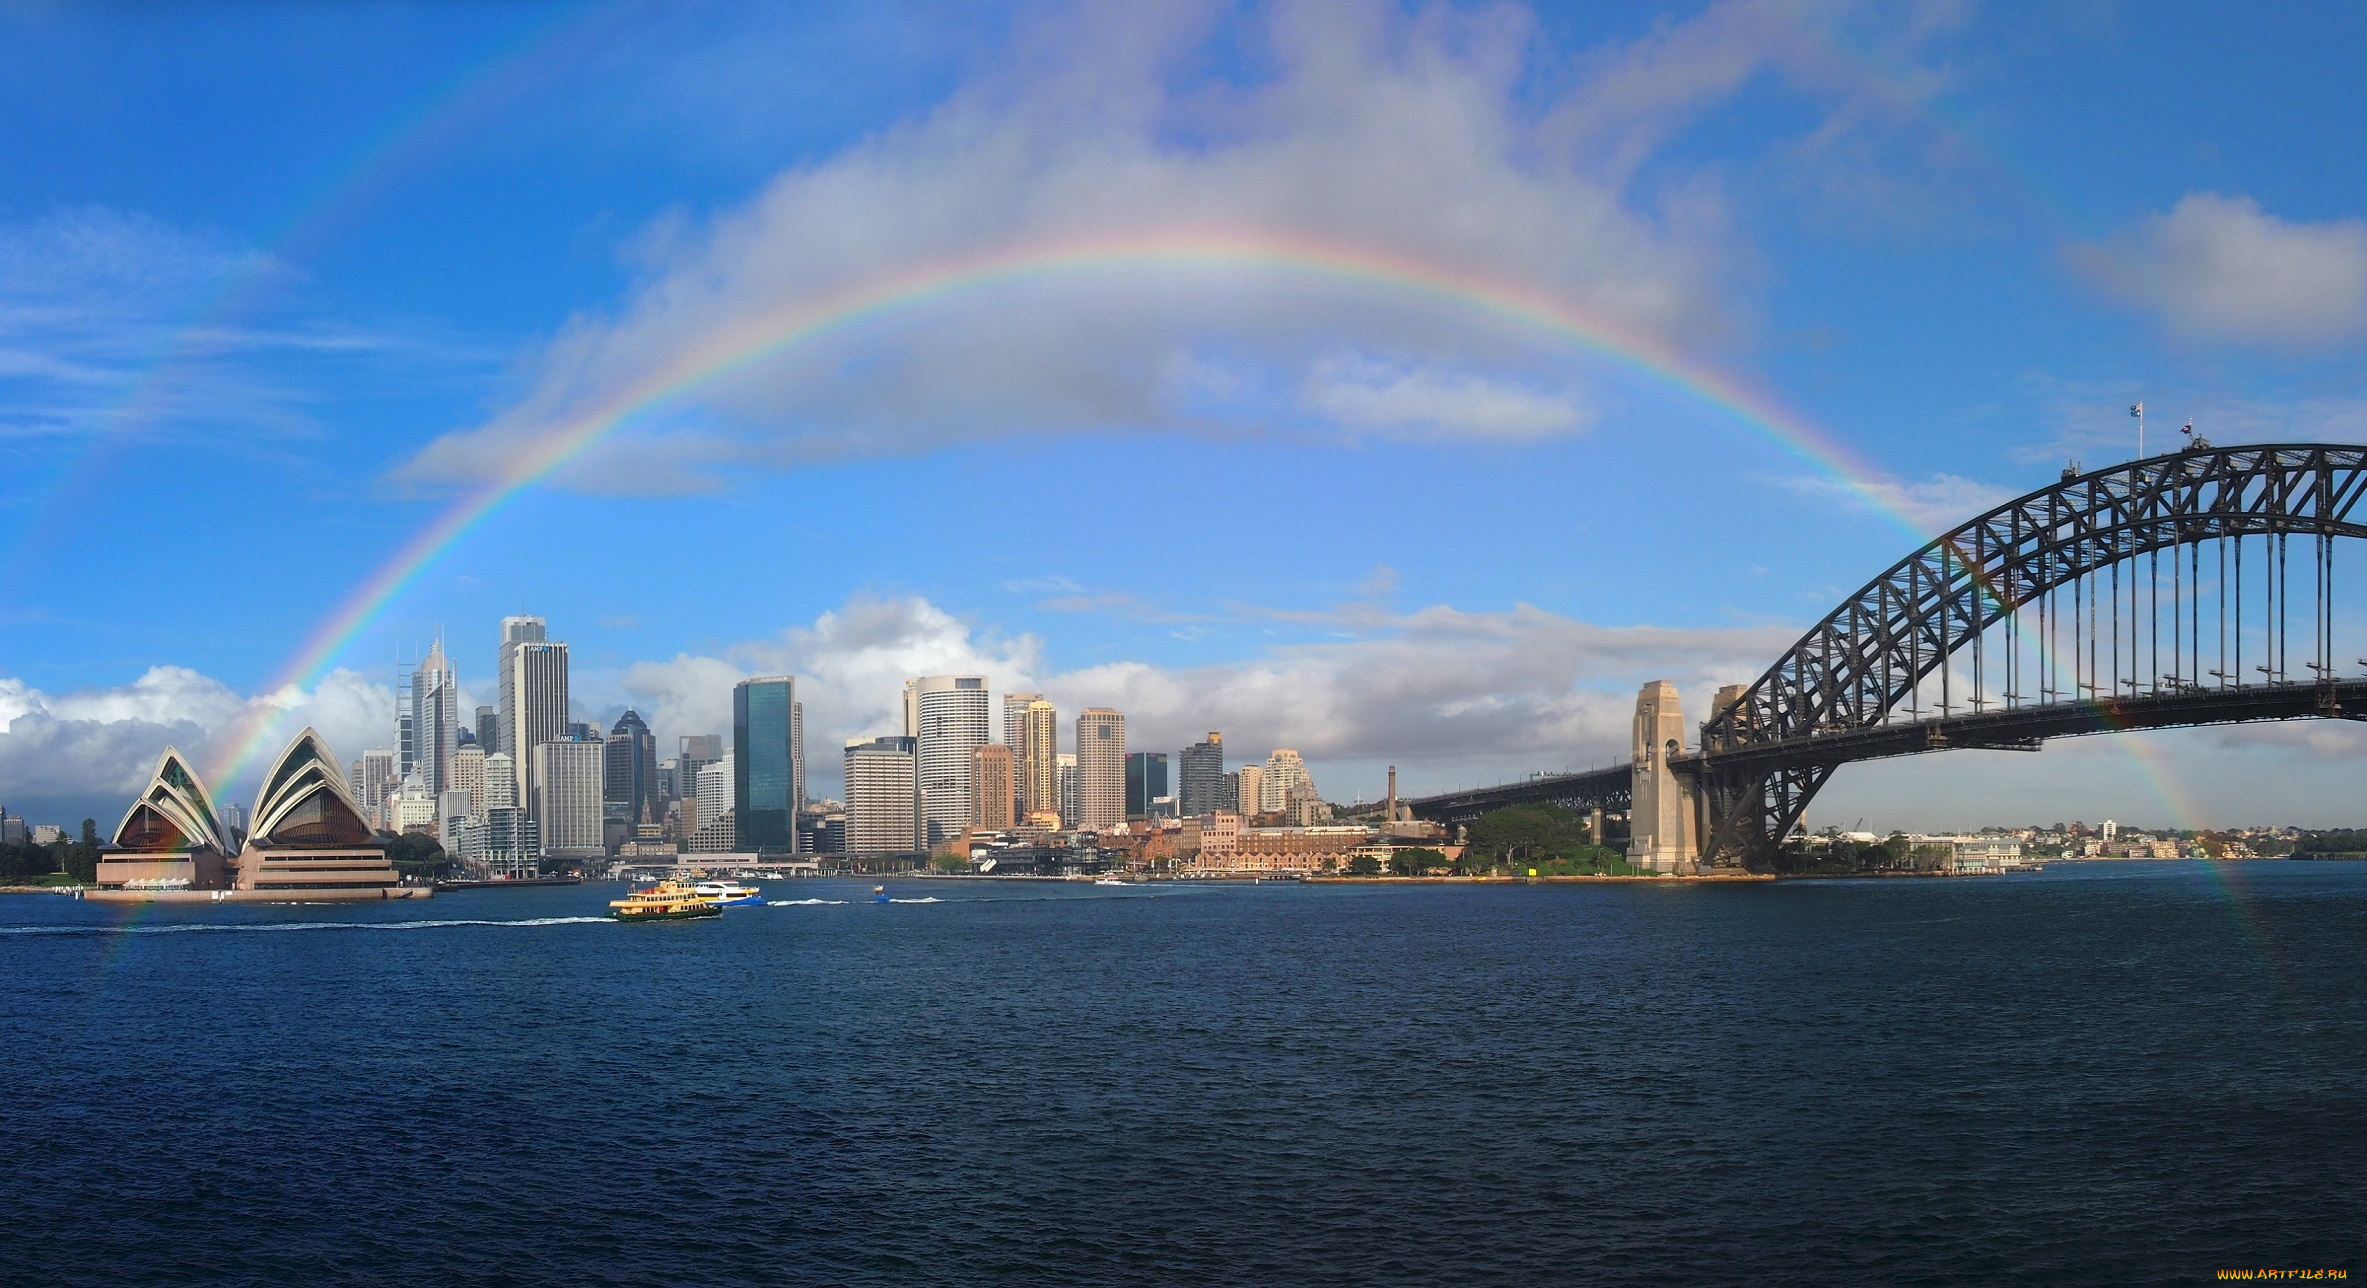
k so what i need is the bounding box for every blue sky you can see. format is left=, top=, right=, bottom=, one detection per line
left=5, top=0, right=2367, bottom=830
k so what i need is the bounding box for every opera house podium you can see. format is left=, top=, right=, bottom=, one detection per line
left=93, top=729, right=428, bottom=903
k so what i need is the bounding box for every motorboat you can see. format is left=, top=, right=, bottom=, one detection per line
left=692, top=880, right=764, bottom=907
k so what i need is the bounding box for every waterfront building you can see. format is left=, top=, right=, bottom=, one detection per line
left=734, top=677, right=801, bottom=854
left=844, top=735, right=920, bottom=857
left=604, top=708, right=659, bottom=827
left=821, top=811, right=847, bottom=855
left=437, top=789, right=473, bottom=842
left=1262, top=749, right=1312, bottom=814
left=1058, top=753, right=1078, bottom=829
left=236, top=728, right=409, bottom=896
left=1125, top=751, right=1168, bottom=821
left=911, top=675, right=990, bottom=849
left=1187, top=819, right=1368, bottom=876
left=1075, top=708, right=1125, bottom=832
left=1016, top=697, right=1058, bottom=822
left=530, top=737, right=605, bottom=860
left=496, top=615, right=546, bottom=757
left=507, top=637, right=571, bottom=798
left=464, top=806, right=539, bottom=876
left=96, top=747, right=237, bottom=891
left=410, top=636, right=460, bottom=798
left=973, top=744, right=1016, bottom=829
left=1177, top=733, right=1226, bottom=817
left=1234, top=765, right=1264, bottom=820
left=452, top=740, right=488, bottom=820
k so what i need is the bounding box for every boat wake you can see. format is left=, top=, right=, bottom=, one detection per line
left=769, top=898, right=849, bottom=907
left=0, top=915, right=610, bottom=937
left=888, top=896, right=944, bottom=904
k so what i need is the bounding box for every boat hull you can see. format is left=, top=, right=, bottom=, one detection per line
left=609, top=904, right=721, bottom=921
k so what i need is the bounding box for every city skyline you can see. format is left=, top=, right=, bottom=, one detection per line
left=7, top=5, right=2367, bottom=833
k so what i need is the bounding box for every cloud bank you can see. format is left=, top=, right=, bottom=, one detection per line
left=2075, top=192, right=2367, bottom=346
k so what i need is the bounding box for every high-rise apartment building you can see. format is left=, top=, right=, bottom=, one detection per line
left=1125, top=752, right=1169, bottom=820
left=1074, top=708, right=1125, bottom=831
left=604, top=709, right=659, bottom=827
left=687, top=753, right=737, bottom=853
left=1016, top=697, right=1058, bottom=821
left=410, top=637, right=460, bottom=798
left=735, top=677, right=800, bottom=853
left=1178, top=733, right=1226, bottom=816
left=483, top=752, right=517, bottom=811
left=529, top=738, right=605, bottom=859
left=507, top=639, right=570, bottom=798
left=496, top=616, right=546, bottom=757
left=1235, top=764, right=1265, bottom=819
left=1263, top=749, right=1313, bottom=813
left=844, top=735, right=920, bottom=857
left=972, top=744, right=1015, bottom=829
left=912, top=675, right=989, bottom=848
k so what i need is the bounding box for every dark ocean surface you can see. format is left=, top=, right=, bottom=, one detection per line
left=3, top=862, right=2362, bottom=1286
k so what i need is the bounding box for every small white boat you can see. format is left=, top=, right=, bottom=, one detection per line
left=692, top=880, right=765, bottom=907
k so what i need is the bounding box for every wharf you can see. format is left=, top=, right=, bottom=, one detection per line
left=84, top=887, right=434, bottom=904
left=435, top=876, right=583, bottom=891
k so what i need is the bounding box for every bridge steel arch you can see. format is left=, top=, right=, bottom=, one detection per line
left=1691, top=444, right=2367, bottom=867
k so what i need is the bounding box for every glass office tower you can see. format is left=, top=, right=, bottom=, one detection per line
left=734, top=676, right=799, bottom=853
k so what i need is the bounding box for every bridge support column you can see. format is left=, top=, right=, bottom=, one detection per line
left=1628, top=680, right=1700, bottom=873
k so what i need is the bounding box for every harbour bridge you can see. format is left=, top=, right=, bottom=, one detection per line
left=1370, top=442, right=2367, bottom=871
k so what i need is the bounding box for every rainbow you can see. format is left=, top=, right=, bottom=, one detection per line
left=194, top=226, right=1967, bottom=797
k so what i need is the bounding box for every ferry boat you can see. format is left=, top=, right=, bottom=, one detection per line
left=608, top=879, right=723, bottom=922
left=693, top=880, right=764, bottom=907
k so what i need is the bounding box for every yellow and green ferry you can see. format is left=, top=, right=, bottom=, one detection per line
left=608, top=878, right=723, bottom=922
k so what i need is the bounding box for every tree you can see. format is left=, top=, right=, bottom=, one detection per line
left=1388, top=847, right=1448, bottom=876
left=62, top=819, right=100, bottom=884
left=1465, top=804, right=1600, bottom=873
left=386, top=831, right=453, bottom=881
left=1345, top=852, right=1382, bottom=877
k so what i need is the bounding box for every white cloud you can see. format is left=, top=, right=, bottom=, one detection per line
left=394, top=0, right=1772, bottom=492
left=0, top=666, right=394, bottom=820
left=1303, top=355, right=1592, bottom=439
left=2074, top=192, right=2367, bottom=346
left=1776, top=470, right=2018, bottom=535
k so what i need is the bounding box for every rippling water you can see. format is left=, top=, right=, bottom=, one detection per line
left=4, top=863, right=2361, bottom=1286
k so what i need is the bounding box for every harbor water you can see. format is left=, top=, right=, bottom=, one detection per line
left=3, top=862, right=2361, bottom=1285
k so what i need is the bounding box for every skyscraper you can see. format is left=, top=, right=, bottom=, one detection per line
left=972, top=744, right=1015, bottom=829
left=1058, top=753, right=1078, bottom=828
left=1017, top=698, right=1058, bottom=821
left=677, top=733, right=723, bottom=802
left=410, top=637, right=459, bottom=798
left=1263, top=749, right=1313, bottom=813
left=483, top=752, right=517, bottom=811
left=1234, top=764, right=1264, bottom=819
left=530, top=737, right=604, bottom=859
left=604, top=709, right=659, bottom=826
left=1125, top=752, right=1168, bottom=820
left=688, top=753, right=736, bottom=853
left=474, top=705, right=498, bottom=755
left=352, top=748, right=397, bottom=824
left=508, top=639, right=570, bottom=797
left=452, top=740, right=488, bottom=821
left=734, top=677, right=799, bottom=853
left=496, top=615, right=546, bottom=757
left=912, top=675, right=990, bottom=848
left=844, top=735, right=920, bottom=857
left=1002, top=692, right=1038, bottom=747
left=1074, top=708, right=1125, bottom=831
left=1178, top=733, right=1226, bottom=816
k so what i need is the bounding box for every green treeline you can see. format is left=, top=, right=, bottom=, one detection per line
left=1352, top=803, right=1640, bottom=877
left=0, top=819, right=99, bottom=885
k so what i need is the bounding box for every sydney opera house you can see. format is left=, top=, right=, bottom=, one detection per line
left=94, top=728, right=427, bottom=902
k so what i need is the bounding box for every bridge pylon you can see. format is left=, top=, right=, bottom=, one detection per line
left=1627, top=680, right=1701, bottom=873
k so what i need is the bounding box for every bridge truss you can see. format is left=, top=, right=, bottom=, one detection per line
left=1692, top=443, right=2367, bottom=866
